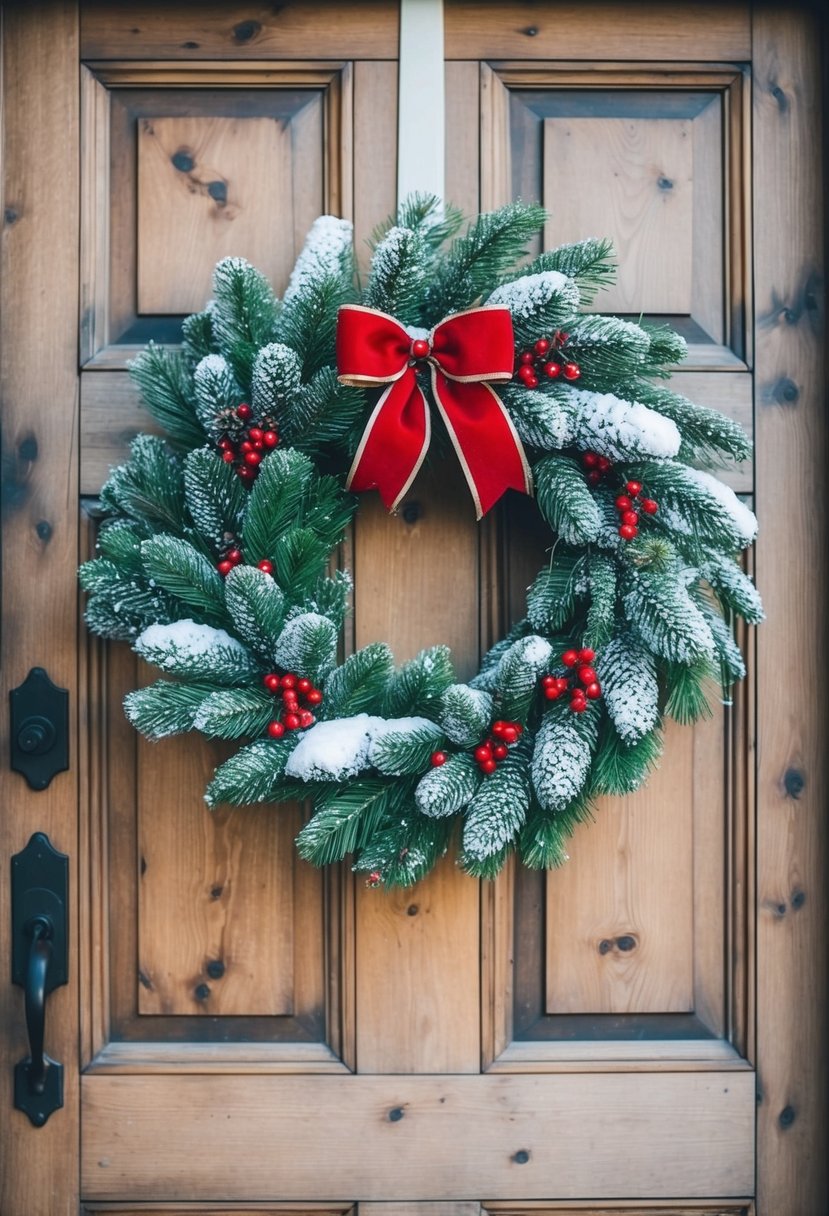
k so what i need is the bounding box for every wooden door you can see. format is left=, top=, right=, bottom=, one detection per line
left=0, top=3, right=826, bottom=1214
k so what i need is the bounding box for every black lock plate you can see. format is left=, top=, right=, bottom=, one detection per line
left=10, top=668, right=69, bottom=790
left=12, top=833, right=69, bottom=991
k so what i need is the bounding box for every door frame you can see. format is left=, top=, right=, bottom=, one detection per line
left=0, top=3, right=826, bottom=1213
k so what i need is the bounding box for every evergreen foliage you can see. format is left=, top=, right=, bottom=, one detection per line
left=80, top=196, right=762, bottom=888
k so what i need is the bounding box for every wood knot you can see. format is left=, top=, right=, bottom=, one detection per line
left=407, top=904, right=419, bottom=916
left=778, top=1104, right=796, bottom=1128
left=171, top=149, right=195, bottom=173
left=783, top=767, right=805, bottom=799
left=208, top=180, right=228, bottom=205
left=512, top=1149, right=530, bottom=1164
left=770, top=83, right=789, bottom=113
left=616, top=934, right=637, bottom=952
left=388, top=1106, right=405, bottom=1122
left=233, top=19, right=262, bottom=43
left=522, top=26, right=539, bottom=36
left=401, top=501, right=420, bottom=524
left=657, top=176, right=674, bottom=191
left=194, top=982, right=211, bottom=1001
left=774, top=378, right=800, bottom=407
left=206, top=959, right=225, bottom=979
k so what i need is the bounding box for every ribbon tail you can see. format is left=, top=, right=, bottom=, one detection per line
left=431, top=369, right=533, bottom=520
left=346, top=369, right=431, bottom=513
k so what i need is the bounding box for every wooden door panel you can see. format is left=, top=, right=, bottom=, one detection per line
left=81, top=1073, right=754, bottom=1201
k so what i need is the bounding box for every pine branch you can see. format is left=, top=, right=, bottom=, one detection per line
left=354, top=812, right=453, bottom=888
left=369, top=721, right=447, bottom=776
left=584, top=555, right=617, bottom=650
left=534, top=453, right=602, bottom=544
left=223, top=565, right=287, bottom=664
left=193, top=354, right=242, bottom=437
left=210, top=257, right=279, bottom=387
left=123, top=679, right=214, bottom=739
left=590, top=722, right=663, bottom=796
left=439, top=683, right=493, bottom=746
left=531, top=705, right=598, bottom=813
left=526, top=554, right=585, bottom=633
left=662, top=657, right=718, bottom=724
left=140, top=535, right=227, bottom=622
left=702, top=556, right=764, bottom=624
left=501, top=386, right=573, bottom=451
left=205, top=737, right=297, bottom=807
left=183, top=447, right=247, bottom=549
left=488, top=270, right=580, bottom=349
left=495, top=635, right=554, bottom=723
left=101, top=435, right=185, bottom=532
left=517, top=238, right=617, bottom=305
left=382, top=645, right=455, bottom=718
left=415, top=752, right=480, bottom=817
left=128, top=344, right=205, bottom=449
left=462, top=749, right=531, bottom=861
left=596, top=633, right=660, bottom=745
left=424, top=202, right=547, bottom=320
left=363, top=225, right=428, bottom=326
left=134, top=620, right=260, bottom=685
left=296, top=779, right=400, bottom=866
left=322, top=644, right=395, bottom=718
left=623, top=567, right=715, bottom=665
left=192, top=687, right=275, bottom=738
left=272, top=613, right=338, bottom=684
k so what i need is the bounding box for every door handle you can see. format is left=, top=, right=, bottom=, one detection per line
left=22, top=916, right=54, bottom=1095
left=11, top=833, right=67, bottom=1127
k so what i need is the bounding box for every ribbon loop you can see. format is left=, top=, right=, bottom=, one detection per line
left=337, top=304, right=532, bottom=518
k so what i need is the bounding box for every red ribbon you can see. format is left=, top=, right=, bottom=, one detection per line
left=336, top=304, right=533, bottom=519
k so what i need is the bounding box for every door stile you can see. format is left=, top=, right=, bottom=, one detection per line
left=0, top=3, right=82, bottom=1214
left=753, top=5, right=829, bottom=1214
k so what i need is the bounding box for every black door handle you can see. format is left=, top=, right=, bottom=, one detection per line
left=23, top=916, right=53, bottom=1095
left=11, top=833, right=67, bottom=1127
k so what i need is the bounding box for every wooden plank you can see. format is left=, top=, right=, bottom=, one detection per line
left=445, top=62, right=480, bottom=218
left=81, top=1071, right=754, bottom=1201
left=444, top=1, right=751, bottom=60
left=136, top=727, right=298, bottom=1017
left=353, top=61, right=398, bottom=273
left=136, top=115, right=296, bottom=313
left=365, top=1206, right=481, bottom=1216
left=484, top=1204, right=753, bottom=1215
left=80, top=1, right=399, bottom=59
left=544, top=116, right=695, bottom=317
left=545, top=720, right=695, bottom=1016
left=753, top=7, right=829, bottom=1216
left=0, top=4, right=80, bottom=1215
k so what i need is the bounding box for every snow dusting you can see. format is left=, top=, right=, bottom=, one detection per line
left=488, top=271, right=579, bottom=319
left=566, top=390, right=681, bottom=461
left=285, top=714, right=386, bottom=781
left=684, top=468, right=758, bottom=546
left=284, top=216, right=353, bottom=303
left=135, top=619, right=248, bottom=665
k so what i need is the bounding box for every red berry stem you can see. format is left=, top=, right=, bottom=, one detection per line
left=263, top=669, right=324, bottom=735
left=541, top=646, right=602, bottom=713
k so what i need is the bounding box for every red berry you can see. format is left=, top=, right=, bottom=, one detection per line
left=526, top=373, right=539, bottom=388
left=587, top=470, right=602, bottom=486
left=244, top=450, right=262, bottom=467
left=626, top=480, right=642, bottom=497
left=263, top=430, right=279, bottom=448
left=493, top=743, right=508, bottom=760
left=518, top=364, right=536, bottom=384
left=267, top=720, right=285, bottom=738
left=562, top=649, right=579, bottom=667
left=283, top=713, right=301, bottom=730
left=641, top=498, right=658, bottom=515
left=411, top=338, right=430, bottom=359
left=615, top=495, right=632, bottom=512
left=299, top=711, right=314, bottom=728
left=306, top=689, right=323, bottom=705
left=431, top=751, right=447, bottom=767
left=263, top=673, right=280, bottom=692
left=248, top=427, right=263, bottom=443
left=501, top=725, right=519, bottom=744
left=586, top=682, right=602, bottom=700
left=578, top=648, right=595, bottom=663
left=559, top=331, right=569, bottom=343
left=219, top=437, right=233, bottom=450
left=258, top=559, right=273, bottom=574
left=227, top=548, right=243, bottom=564
left=237, top=403, right=252, bottom=421
left=238, top=467, right=255, bottom=481
left=597, top=456, right=612, bottom=473
left=282, top=689, right=298, bottom=705
left=217, top=559, right=233, bottom=576
left=474, top=744, right=492, bottom=762
left=541, top=674, right=556, bottom=688
left=222, top=449, right=235, bottom=463
left=619, top=524, right=637, bottom=541
left=240, top=440, right=253, bottom=453
left=519, top=351, right=535, bottom=365
left=544, top=685, right=561, bottom=700
left=280, top=674, right=297, bottom=689
left=534, top=337, right=550, bottom=355
left=621, top=510, right=639, bottom=527
left=368, top=871, right=382, bottom=885
left=513, top=722, right=523, bottom=734
left=578, top=665, right=597, bottom=685
left=582, top=452, right=599, bottom=469
left=570, top=698, right=587, bottom=713
left=562, top=362, right=581, bottom=380
left=543, top=361, right=561, bottom=379
left=296, top=677, right=312, bottom=694
left=480, top=757, right=497, bottom=775
left=491, top=721, right=506, bottom=736
left=556, top=677, right=569, bottom=692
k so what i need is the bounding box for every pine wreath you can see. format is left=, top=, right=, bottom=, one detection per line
left=80, top=197, right=763, bottom=888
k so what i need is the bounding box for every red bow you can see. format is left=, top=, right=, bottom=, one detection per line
left=336, top=305, right=533, bottom=519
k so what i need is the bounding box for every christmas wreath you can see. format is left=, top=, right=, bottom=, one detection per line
left=80, top=197, right=762, bottom=888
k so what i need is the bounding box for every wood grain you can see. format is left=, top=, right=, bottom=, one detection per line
left=753, top=7, right=829, bottom=1215
left=0, top=4, right=80, bottom=1214
left=545, top=116, right=694, bottom=316
left=446, top=62, right=480, bottom=219
left=545, top=719, right=695, bottom=1016
left=444, top=1, right=751, bottom=60
left=80, top=1, right=399, bottom=59
left=353, top=61, right=398, bottom=273
left=137, top=115, right=296, bottom=313
left=81, top=1071, right=754, bottom=1201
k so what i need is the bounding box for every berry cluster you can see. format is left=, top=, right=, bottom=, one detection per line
left=614, top=480, right=658, bottom=542
left=581, top=450, right=613, bottom=486
left=217, top=402, right=279, bottom=484
left=215, top=545, right=276, bottom=579
left=514, top=333, right=581, bottom=389
left=541, top=647, right=601, bottom=714
left=262, top=671, right=323, bottom=737
left=431, top=719, right=524, bottom=776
